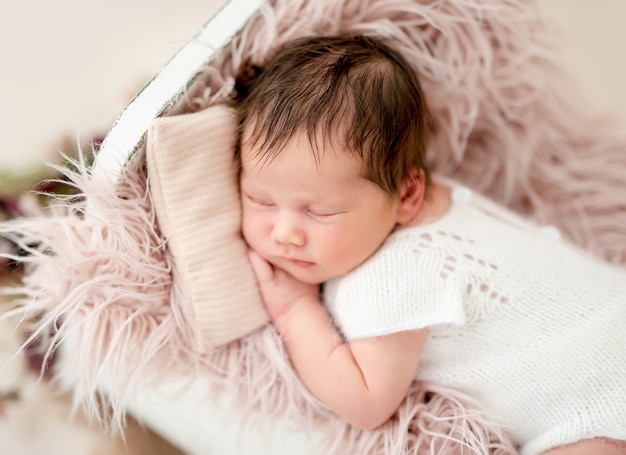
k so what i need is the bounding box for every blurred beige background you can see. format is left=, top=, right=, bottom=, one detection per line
left=0, top=0, right=228, bottom=177
left=0, top=0, right=625, bottom=176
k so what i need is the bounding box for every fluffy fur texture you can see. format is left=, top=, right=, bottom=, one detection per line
left=2, top=0, right=626, bottom=453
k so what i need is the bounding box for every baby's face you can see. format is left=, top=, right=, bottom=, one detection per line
left=240, top=130, right=402, bottom=284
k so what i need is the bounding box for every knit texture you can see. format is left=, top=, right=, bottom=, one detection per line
left=146, top=105, right=268, bottom=350
left=325, top=182, right=626, bottom=454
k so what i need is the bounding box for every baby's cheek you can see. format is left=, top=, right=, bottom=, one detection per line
left=241, top=212, right=265, bottom=250
left=240, top=210, right=255, bottom=243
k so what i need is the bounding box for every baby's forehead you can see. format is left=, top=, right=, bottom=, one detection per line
left=243, top=139, right=362, bottom=180
left=242, top=115, right=355, bottom=159
left=241, top=128, right=364, bottom=178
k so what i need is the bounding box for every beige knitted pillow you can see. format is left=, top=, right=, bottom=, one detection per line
left=146, top=105, right=268, bottom=351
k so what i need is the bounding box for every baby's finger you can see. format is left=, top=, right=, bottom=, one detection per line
left=247, top=250, right=275, bottom=281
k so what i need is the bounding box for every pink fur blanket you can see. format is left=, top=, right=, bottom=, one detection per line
left=2, top=0, right=625, bottom=453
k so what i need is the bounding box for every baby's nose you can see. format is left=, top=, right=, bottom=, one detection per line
left=271, top=212, right=306, bottom=246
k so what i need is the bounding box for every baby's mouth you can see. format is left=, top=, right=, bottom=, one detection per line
left=283, top=257, right=316, bottom=269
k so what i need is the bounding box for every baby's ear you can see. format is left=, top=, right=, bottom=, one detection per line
left=396, top=167, right=425, bottom=225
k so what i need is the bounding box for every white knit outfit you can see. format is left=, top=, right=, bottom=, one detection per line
left=324, top=182, right=626, bottom=455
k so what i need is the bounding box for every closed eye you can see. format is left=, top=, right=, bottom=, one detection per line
left=307, top=209, right=345, bottom=219
left=245, top=194, right=275, bottom=207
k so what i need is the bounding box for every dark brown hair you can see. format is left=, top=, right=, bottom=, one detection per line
left=235, top=34, right=431, bottom=197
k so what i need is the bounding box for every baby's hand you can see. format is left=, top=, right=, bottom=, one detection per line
left=247, top=250, right=320, bottom=321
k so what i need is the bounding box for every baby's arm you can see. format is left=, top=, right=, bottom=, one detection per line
left=248, top=251, right=427, bottom=430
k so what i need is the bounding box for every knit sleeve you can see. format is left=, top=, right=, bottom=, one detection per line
left=323, top=234, right=466, bottom=341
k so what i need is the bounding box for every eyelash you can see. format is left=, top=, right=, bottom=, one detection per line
left=246, top=195, right=274, bottom=207
left=245, top=194, right=342, bottom=218
left=306, top=209, right=339, bottom=219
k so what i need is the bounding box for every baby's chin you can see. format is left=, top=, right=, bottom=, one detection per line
left=270, top=259, right=329, bottom=285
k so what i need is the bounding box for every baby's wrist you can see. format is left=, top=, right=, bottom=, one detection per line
left=272, top=292, right=319, bottom=326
